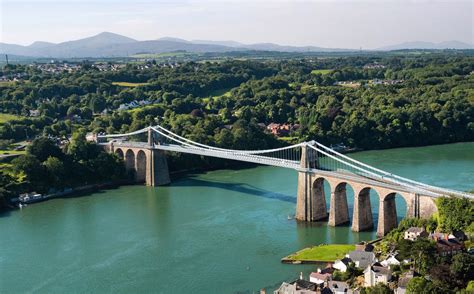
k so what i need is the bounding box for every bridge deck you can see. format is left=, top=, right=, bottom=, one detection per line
left=104, top=141, right=445, bottom=198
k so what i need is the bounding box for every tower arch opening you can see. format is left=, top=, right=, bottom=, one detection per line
left=136, top=150, right=147, bottom=183
left=125, top=149, right=136, bottom=179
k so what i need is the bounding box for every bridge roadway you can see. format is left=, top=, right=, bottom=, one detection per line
left=102, top=141, right=443, bottom=198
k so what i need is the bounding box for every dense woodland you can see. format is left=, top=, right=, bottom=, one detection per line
left=1, top=55, right=472, bottom=148
left=0, top=53, right=473, bottom=210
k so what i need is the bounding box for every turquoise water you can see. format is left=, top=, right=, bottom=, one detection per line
left=1, top=142, right=473, bottom=293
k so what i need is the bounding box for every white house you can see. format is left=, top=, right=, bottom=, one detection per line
left=364, top=265, right=392, bottom=287
left=381, top=255, right=400, bottom=267
left=309, top=267, right=333, bottom=285
left=29, top=109, right=40, bottom=117
left=404, top=227, right=428, bottom=241
left=333, top=257, right=352, bottom=272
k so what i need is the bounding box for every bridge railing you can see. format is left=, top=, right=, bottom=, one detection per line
left=307, top=143, right=474, bottom=199
left=97, top=125, right=474, bottom=199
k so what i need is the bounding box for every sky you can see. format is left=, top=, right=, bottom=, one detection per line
left=0, top=0, right=473, bottom=49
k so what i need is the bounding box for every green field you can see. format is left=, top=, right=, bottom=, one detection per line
left=0, top=113, right=21, bottom=123
left=0, top=150, right=26, bottom=155
left=311, top=69, right=333, bottom=75
left=283, top=244, right=355, bottom=262
left=0, top=81, right=16, bottom=88
left=112, top=82, right=150, bottom=87
left=202, top=87, right=234, bottom=104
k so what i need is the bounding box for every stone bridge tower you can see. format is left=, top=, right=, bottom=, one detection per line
left=103, top=128, right=171, bottom=186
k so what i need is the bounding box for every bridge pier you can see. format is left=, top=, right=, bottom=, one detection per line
left=377, top=194, right=398, bottom=237
left=149, top=149, right=171, bottom=186
left=352, top=188, right=374, bottom=232
left=328, top=183, right=350, bottom=226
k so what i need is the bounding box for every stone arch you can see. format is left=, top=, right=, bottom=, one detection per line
left=136, top=150, right=147, bottom=183
left=311, top=177, right=330, bottom=221
left=352, top=187, right=380, bottom=232
left=328, top=181, right=354, bottom=226
left=377, top=192, right=408, bottom=236
left=115, top=148, right=124, bottom=160
left=125, top=149, right=136, bottom=175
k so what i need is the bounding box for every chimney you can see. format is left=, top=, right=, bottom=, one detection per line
left=317, top=268, right=321, bottom=273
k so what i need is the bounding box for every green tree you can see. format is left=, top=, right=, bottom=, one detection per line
left=407, top=277, right=434, bottom=294
left=28, top=137, right=63, bottom=162
left=11, top=154, right=47, bottom=191
left=437, top=197, right=474, bottom=232
left=43, top=156, right=66, bottom=188
left=361, top=283, right=392, bottom=294
left=450, top=253, right=474, bottom=287
left=67, top=129, right=100, bottom=162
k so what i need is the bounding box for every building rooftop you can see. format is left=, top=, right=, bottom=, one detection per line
left=406, top=227, right=425, bottom=233
left=348, top=250, right=375, bottom=268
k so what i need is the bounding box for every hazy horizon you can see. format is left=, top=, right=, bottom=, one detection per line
left=1, top=0, right=473, bottom=49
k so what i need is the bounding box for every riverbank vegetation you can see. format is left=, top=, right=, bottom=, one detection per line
left=0, top=132, right=125, bottom=212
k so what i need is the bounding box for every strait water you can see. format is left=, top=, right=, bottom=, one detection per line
left=1, top=143, right=473, bottom=293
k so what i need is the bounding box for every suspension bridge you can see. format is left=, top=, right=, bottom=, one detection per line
left=93, top=125, right=473, bottom=236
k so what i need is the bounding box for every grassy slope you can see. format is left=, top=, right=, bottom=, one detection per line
left=311, top=69, right=333, bottom=75
left=0, top=113, right=21, bottom=124
left=0, top=81, right=16, bottom=88
left=285, top=244, right=355, bottom=262
left=112, top=82, right=150, bottom=87
left=0, top=150, right=26, bottom=155
left=202, top=87, right=234, bottom=105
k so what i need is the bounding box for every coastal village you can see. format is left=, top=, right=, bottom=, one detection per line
left=272, top=224, right=471, bottom=294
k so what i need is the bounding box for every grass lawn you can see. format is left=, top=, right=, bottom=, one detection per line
left=112, top=82, right=150, bottom=87
left=311, top=69, right=333, bottom=75
left=284, top=244, right=355, bottom=262
left=202, top=87, right=234, bottom=106
left=0, top=81, right=16, bottom=88
left=0, top=150, right=26, bottom=155
left=0, top=113, right=21, bottom=124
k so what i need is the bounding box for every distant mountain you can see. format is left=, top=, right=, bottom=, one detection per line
left=158, top=37, right=191, bottom=43
left=0, top=32, right=352, bottom=58
left=29, top=41, right=56, bottom=49
left=0, top=32, right=238, bottom=58
left=241, top=43, right=349, bottom=52
left=378, top=40, right=473, bottom=50
left=192, top=40, right=246, bottom=47
left=4, top=32, right=470, bottom=58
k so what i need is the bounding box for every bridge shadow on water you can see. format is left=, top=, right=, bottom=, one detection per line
left=173, top=177, right=296, bottom=204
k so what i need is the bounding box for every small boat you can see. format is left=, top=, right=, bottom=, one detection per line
left=287, top=215, right=293, bottom=220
